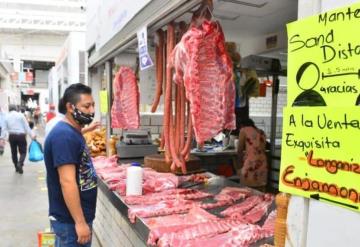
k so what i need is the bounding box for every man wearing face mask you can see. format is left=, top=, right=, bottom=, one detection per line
left=44, top=83, right=97, bottom=247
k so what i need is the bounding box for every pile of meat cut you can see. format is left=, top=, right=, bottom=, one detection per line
left=126, top=187, right=275, bottom=246
left=111, top=66, right=140, bottom=129
left=93, top=156, right=276, bottom=246
left=157, top=17, right=236, bottom=174
left=170, top=20, right=236, bottom=145
left=93, top=156, right=180, bottom=196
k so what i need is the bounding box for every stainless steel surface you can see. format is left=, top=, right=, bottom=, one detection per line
left=191, top=149, right=237, bottom=156
left=123, top=129, right=152, bottom=145
left=116, top=143, right=158, bottom=158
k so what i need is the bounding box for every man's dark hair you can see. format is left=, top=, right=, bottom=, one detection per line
left=20, top=107, right=26, bottom=113
left=62, top=83, right=92, bottom=113
left=58, top=98, right=67, bottom=114
left=9, top=104, right=17, bottom=111
left=239, top=118, right=255, bottom=128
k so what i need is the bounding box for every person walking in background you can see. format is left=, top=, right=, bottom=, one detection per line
left=237, top=118, right=268, bottom=190
left=45, top=99, right=66, bottom=139
left=34, top=106, right=41, bottom=125
left=3, top=104, right=36, bottom=174
left=44, top=83, right=97, bottom=246
left=0, top=106, right=6, bottom=155
left=0, top=106, right=5, bottom=137
left=46, top=104, right=56, bottom=123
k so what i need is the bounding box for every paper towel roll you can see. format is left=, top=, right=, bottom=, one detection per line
left=126, top=164, right=143, bottom=196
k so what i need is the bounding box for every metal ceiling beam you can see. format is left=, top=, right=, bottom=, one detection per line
left=0, top=0, right=86, bottom=8
left=0, top=9, right=85, bottom=32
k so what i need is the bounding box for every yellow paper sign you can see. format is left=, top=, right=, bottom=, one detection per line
left=279, top=106, right=360, bottom=211
left=99, top=90, right=108, bottom=114
left=287, top=2, right=360, bottom=107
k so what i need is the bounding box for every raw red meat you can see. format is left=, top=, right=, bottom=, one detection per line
left=180, top=223, right=263, bottom=247
left=261, top=210, right=276, bottom=238
left=95, top=165, right=129, bottom=179
left=111, top=66, right=140, bottom=129
left=145, top=207, right=218, bottom=245
left=92, top=155, right=118, bottom=169
left=142, top=171, right=179, bottom=193
left=180, top=173, right=210, bottom=184
left=157, top=219, right=247, bottom=247
left=124, top=188, right=212, bottom=205
left=221, top=195, right=263, bottom=217
left=215, top=187, right=252, bottom=202
left=241, top=195, right=274, bottom=224
left=171, top=20, right=235, bottom=144
left=200, top=199, right=233, bottom=210
left=128, top=199, right=196, bottom=223
left=113, top=182, right=126, bottom=196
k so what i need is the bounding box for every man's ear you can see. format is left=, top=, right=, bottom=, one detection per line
left=66, top=102, right=74, bottom=113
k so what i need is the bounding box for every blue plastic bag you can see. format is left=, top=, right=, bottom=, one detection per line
left=29, top=140, right=44, bottom=162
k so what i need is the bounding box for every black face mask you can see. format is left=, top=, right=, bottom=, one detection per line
left=71, top=105, right=94, bottom=126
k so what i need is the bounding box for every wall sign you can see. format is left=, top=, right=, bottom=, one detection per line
left=280, top=2, right=360, bottom=212
left=287, top=2, right=360, bottom=107
left=280, top=107, right=360, bottom=211
left=137, top=26, right=153, bottom=71
left=99, top=90, right=108, bottom=114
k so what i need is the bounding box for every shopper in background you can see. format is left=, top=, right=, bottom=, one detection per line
left=44, top=99, right=66, bottom=139
left=0, top=107, right=6, bottom=155
left=44, top=83, right=97, bottom=246
left=46, top=104, right=56, bottom=123
left=3, top=104, right=36, bottom=174
left=237, top=118, right=268, bottom=190
left=0, top=106, right=5, bottom=137
left=34, top=106, right=41, bottom=125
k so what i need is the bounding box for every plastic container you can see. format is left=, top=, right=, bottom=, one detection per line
left=126, top=162, right=143, bottom=196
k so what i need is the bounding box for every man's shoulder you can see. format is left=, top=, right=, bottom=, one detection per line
left=49, top=122, right=78, bottom=138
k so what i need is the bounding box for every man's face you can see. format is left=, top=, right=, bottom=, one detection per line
left=75, top=94, right=95, bottom=114
left=67, top=94, right=95, bottom=115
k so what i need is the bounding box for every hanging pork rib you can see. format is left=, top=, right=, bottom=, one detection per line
left=171, top=20, right=235, bottom=145
left=111, top=66, right=140, bottom=129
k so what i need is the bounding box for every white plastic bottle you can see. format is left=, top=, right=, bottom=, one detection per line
left=126, top=162, right=143, bottom=196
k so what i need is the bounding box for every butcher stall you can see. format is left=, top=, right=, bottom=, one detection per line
left=85, top=0, right=297, bottom=246
left=92, top=156, right=275, bottom=247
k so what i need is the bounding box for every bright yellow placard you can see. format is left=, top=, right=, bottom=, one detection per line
left=279, top=106, right=360, bottom=211
left=287, top=2, right=360, bottom=107
left=99, top=90, right=108, bottom=114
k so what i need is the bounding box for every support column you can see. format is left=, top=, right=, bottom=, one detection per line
left=105, top=61, right=113, bottom=157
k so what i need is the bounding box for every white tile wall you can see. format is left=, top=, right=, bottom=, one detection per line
left=93, top=189, right=146, bottom=247
left=136, top=81, right=288, bottom=140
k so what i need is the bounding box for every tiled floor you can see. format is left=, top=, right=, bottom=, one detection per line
left=0, top=127, right=101, bottom=247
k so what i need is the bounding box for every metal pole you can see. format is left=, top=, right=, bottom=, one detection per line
left=105, top=61, right=112, bottom=157
left=269, top=75, right=279, bottom=189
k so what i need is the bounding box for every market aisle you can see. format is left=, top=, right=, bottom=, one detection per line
left=0, top=126, right=101, bottom=247
left=0, top=130, right=49, bottom=247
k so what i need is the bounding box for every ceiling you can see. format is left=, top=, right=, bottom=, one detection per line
left=0, top=0, right=86, bottom=34
left=213, top=0, right=298, bottom=36
left=211, top=0, right=297, bottom=67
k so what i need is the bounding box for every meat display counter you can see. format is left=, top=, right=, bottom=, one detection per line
left=93, top=168, right=275, bottom=247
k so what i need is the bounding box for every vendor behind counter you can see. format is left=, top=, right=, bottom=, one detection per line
left=237, top=118, right=268, bottom=190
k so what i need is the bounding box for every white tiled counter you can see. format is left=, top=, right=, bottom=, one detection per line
left=93, top=180, right=147, bottom=247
